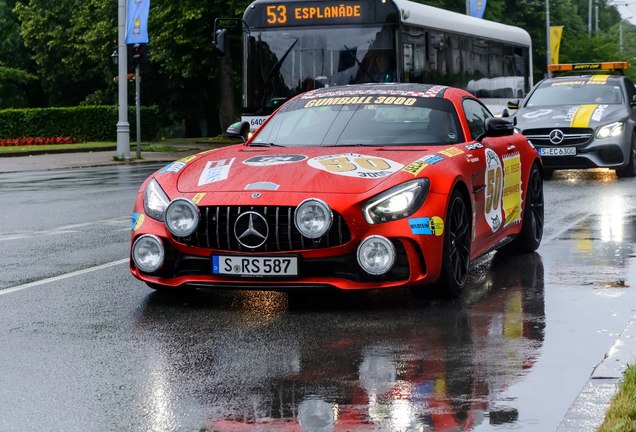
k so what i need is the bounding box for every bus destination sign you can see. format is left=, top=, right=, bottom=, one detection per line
left=262, top=2, right=367, bottom=26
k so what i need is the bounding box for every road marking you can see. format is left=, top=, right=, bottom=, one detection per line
left=0, top=258, right=128, bottom=296
left=543, top=211, right=593, bottom=244
left=0, top=217, right=130, bottom=241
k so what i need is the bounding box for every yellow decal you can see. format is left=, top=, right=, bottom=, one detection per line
left=192, top=193, right=206, bottom=204
left=304, top=96, right=416, bottom=108
left=178, top=155, right=197, bottom=164
left=133, top=214, right=145, bottom=231
left=438, top=147, right=464, bottom=158
left=588, top=74, right=609, bottom=84
left=502, top=152, right=522, bottom=225
left=570, top=104, right=598, bottom=128
left=430, top=216, right=444, bottom=236
left=403, top=161, right=427, bottom=176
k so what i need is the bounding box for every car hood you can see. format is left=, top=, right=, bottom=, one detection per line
left=515, top=104, right=625, bottom=129
left=165, top=145, right=449, bottom=194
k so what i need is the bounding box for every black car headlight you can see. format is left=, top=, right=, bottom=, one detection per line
left=596, top=121, right=624, bottom=139
left=362, top=179, right=430, bottom=224
left=144, top=178, right=170, bottom=221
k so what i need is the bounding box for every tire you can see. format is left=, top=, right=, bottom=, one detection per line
left=503, top=164, right=544, bottom=253
left=543, top=169, right=554, bottom=180
left=616, top=133, right=636, bottom=178
left=438, top=190, right=472, bottom=298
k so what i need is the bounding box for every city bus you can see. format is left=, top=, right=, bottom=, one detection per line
left=218, top=0, right=533, bottom=130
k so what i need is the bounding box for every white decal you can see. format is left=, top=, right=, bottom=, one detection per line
left=522, top=109, right=553, bottom=119
left=198, top=158, right=235, bottom=186
left=592, top=104, right=608, bottom=122
left=484, top=148, right=504, bottom=233
left=307, top=153, right=403, bottom=179
left=243, top=155, right=307, bottom=166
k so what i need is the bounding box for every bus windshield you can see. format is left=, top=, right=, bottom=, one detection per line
left=245, top=25, right=397, bottom=113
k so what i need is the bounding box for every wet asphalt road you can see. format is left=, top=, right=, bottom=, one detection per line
left=1, top=165, right=636, bottom=431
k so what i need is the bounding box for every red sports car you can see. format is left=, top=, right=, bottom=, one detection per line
left=130, top=83, right=544, bottom=297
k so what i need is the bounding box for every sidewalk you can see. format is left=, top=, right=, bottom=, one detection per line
left=0, top=142, right=229, bottom=173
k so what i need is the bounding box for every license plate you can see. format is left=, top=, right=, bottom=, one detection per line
left=539, top=147, right=576, bottom=156
left=212, top=255, right=298, bottom=277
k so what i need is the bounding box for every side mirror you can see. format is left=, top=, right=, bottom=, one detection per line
left=226, top=121, right=250, bottom=142
left=501, top=108, right=510, bottom=118
left=215, top=29, right=228, bottom=56
left=483, top=117, right=514, bottom=138
left=631, top=95, right=636, bottom=106
left=507, top=100, right=519, bottom=110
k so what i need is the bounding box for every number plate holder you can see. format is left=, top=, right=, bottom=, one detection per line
left=212, top=255, right=298, bottom=277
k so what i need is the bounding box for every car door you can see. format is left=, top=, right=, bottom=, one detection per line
left=462, top=98, right=520, bottom=257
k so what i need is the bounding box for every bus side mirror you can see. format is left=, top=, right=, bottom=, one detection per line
left=507, top=100, right=519, bottom=110
left=215, top=29, right=229, bottom=56
left=226, top=121, right=250, bottom=142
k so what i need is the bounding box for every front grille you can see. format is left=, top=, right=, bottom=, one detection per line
left=175, top=206, right=351, bottom=252
left=523, top=127, right=593, bottom=146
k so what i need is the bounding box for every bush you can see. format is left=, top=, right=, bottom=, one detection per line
left=0, top=105, right=166, bottom=141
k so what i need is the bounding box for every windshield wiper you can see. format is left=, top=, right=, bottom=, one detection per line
left=258, top=39, right=298, bottom=114
left=248, top=142, right=286, bottom=147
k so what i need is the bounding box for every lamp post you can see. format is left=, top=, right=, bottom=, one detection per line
left=116, top=0, right=130, bottom=160
left=546, top=0, right=551, bottom=78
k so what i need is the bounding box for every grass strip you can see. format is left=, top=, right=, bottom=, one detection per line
left=598, top=364, right=636, bottom=432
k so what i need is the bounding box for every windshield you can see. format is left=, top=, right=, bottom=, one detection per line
left=526, top=78, right=624, bottom=107
left=251, top=94, right=463, bottom=147
left=244, top=25, right=397, bottom=113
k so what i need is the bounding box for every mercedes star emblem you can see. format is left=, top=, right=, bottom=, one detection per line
left=234, top=211, right=269, bottom=249
left=549, top=129, right=565, bottom=145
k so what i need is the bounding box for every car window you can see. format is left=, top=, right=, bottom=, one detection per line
left=252, top=95, right=464, bottom=146
left=526, top=78, right=624, bottom=106
left=462, top=98, right=492, bottom=140
left=624, top=78, right=635, bottom=104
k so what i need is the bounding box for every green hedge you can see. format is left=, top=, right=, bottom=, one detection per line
left=0, top=105, right=166, bottom=141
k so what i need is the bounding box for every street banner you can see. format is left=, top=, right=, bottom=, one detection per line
left=125, top=0, right=150, bottom=45
left=550, top=26, right=564, bottom=65
left=469, top=0, right=487, bottom=19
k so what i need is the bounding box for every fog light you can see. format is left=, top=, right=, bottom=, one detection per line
left=357, top=235, right=395, bottom=275
left=132, top=234, right=164, bottom=273
left=294, top=198, right=332, bottom=239
left=165, top=198, right=200, bottom=237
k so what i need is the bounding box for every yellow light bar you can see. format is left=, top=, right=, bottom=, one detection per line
left=547, top=62, right=629, bottom=72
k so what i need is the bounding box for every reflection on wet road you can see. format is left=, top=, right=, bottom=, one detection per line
left=131, top=252, right=545, bottom=431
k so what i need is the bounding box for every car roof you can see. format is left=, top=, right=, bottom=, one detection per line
left=299, top=83, right=462, bottom=99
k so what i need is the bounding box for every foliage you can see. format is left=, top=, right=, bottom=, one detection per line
left=1, top=0, right=634, bottom=136
left=598, top=364, right=636, bottom=432
left=0, top=105, right=166, bottom=141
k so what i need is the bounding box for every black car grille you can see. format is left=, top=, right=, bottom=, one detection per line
left=174, top=206, right=351, bottom=252
left=523, top=127, right=593, bottom=146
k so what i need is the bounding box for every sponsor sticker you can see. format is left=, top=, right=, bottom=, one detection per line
left=402, top=154, right=444, bottom=176
left=484, top=148, right=504, bottom=233
left=591, top=104, right=608, bottom=122
left=408, top=216, right=444, bottom=236
left=502, top=152, right=522, bottom=226
left=160, top=155, right=197, bottom=174
left=439, top=147, right=465, bottom=158
left=132, top=212, right=145, bottom=231
left=243, top=154, right=307, bottom=166
left=465, top=143, right=484, bottom=151
left=308, top=154, right=403, bottom=178
left=192, top=193, right=206, bottom=204
left=522, top=109, right=553, bottom=119
left=198, top=158, right=235, bottom=186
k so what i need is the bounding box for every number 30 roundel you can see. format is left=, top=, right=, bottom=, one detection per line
left=484, top=148, right=504, bottom=233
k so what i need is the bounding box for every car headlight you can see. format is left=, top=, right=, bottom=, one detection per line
left=362, top=179, right=430, bottom=224
left=132, top=234, right=165, bottom=273
left=596, top=121, right=624, bottom=139
left=165, top=198, right=200, bottom=237
left=294, top=198, right=332, bottom=239
left=144, top=179, right=170, bottom=221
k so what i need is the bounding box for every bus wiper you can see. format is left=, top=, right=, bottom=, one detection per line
left=344, top=44, right=375, bottom=83
left=259, top=39, right=298, bottom=114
